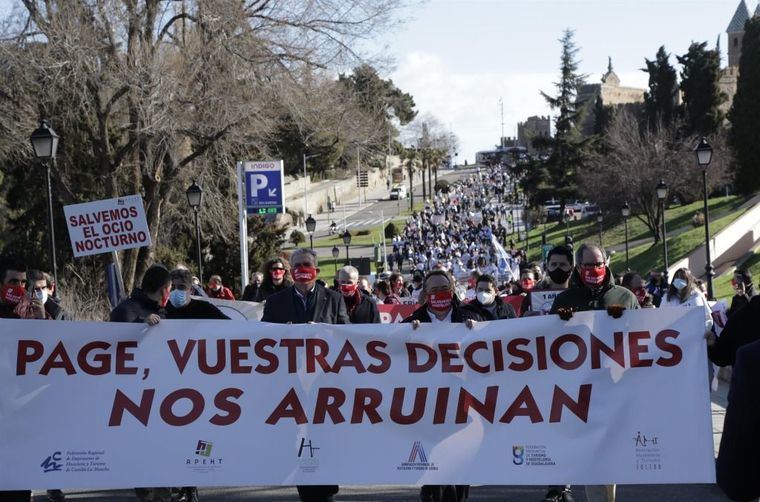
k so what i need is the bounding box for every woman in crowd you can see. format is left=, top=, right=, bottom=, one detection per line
left=663, top=267, right=713, bottom=334
left=621, top=271, right=654, bottom=308
left=254, top=257, right=292, bottom=302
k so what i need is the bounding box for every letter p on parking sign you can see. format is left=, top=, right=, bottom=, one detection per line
left=243, top=160, right=285, bottom=215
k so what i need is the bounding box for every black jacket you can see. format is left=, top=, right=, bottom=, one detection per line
left=463, top=298, right=517, bottom=321
left=254, top=282, right=289, bottom=302
left=45, top=298, right=71, bottom=320
left=241, top=284, right=260, bottom=302
left=109, top=289, right=162, bottom=323
left=727, top=285, right=755, bottom=317
left=709, top=295, right=760, bottom=367
left=716, top=339, right=760, bottom=501
left=346, top=292, right=381, bottom=324
left=550, top=267, right=639, bottom=313
left=166, top=299, right=230, bottom=320
left=261, top=283, right=349, bottom=324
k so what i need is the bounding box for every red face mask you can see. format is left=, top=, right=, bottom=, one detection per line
left=428, top=291, right=453, bottom=312
left=580, top=265, right=606, bottom=287
left=271, top=269, right=286, bottom=280
left=633, top=287, right=647, bottom=304
left=520, top=279, right=535, bottom=291
left=292, top=265, right=317, bottom=284
left=1, top=284, right=25, bottom=306
left=339, top=283, right=358, bottom=296
left=160, top=288, right=170, bottom=308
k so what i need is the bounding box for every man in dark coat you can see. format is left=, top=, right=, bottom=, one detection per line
left=708, top=295, right=760, bottom=367
left=166, top=268, right=230, bottom=320
left=261, top=248, right=348, bottom=502
left=463, top=273, right=517, bottom=320
left=402, top=269, right=481, bottom=502
left=336, top=265, right=380, bottom=324
left=550, top=244, right=639, bottom=315
left=716, top=339, right=760, bottom=501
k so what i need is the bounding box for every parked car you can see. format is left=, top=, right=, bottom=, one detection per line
left=581, top=204, right=601, bottom=219
left=389, top=185, right=407, bottom=200
left=546, top=205, right=575, bottom=222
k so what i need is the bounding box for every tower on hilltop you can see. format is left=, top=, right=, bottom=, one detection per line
left=727, top=0, right=752, bottom=67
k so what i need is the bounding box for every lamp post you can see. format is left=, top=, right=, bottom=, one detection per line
left=303, top=153, right=320, bottom=224
left=185, top=180, right=204, bottom=283
left=621, top=202, right=631, bottom=271
left=331, top=245, right=340, bottom=276
left=342, top=230, right=352, bottom=266
left=30, top=120, right=60, bottom=291
left=305, top=214, right=316, bottom=249
left=656, top=179, right=669, bottom=286
left=596, top=213, right=604, bottom=249
left=695, top=137, right=714, bottom=299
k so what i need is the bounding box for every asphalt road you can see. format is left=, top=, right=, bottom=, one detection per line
left=33, top=483, right=730, bottom=501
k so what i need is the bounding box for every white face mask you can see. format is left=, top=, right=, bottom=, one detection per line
left=672, top=278, right=688, bottom=291
left=476, top=291, right=495, bottom=305
left=35, top=289, right=48, bottom=304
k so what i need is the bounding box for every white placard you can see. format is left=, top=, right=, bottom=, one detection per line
left=0, top=308, right=714, bottom=489
left=63, top=195, right=151, bottom=257
left=531, top=289, right=566, bottom=314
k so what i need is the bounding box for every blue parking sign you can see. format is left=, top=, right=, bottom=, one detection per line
left=243, top=160, right=285, bottom=215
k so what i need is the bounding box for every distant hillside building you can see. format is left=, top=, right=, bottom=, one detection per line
left=719, top=0, right=760, bottom=112
left=575, top=58, right=646, bottom=135
left=517, top=116, right=551, bottom=153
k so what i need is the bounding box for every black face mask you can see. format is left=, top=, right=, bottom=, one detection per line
left=548, top=267, right=572, bottom=285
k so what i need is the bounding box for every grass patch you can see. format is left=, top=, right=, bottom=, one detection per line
left=713, top=251, right=760, bottom=301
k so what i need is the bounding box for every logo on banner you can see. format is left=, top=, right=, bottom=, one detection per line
left=186, top=440, right=223, bottom=473
left=634, top=431, right=662, bottom=471
left=195, top=440, right=213, bottom=457
left=512, top=446, right=525, bottom=465
left=298, top=438, right=320, bottom=473
left=41, top=451, right=63, bottom=473
left=397, top=441, right=438, bottom=471
left=510, top=444, right=556, bottom=467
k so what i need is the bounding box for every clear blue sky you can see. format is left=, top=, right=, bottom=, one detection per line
left=2, top=0, right=752, bottom=162
left=374, top=0, right=752, bottom=162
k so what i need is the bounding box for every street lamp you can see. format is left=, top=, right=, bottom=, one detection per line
left=621, top=202, right=631, bottom=271
left=30, top=120, right=60, bottom=291
left=656, top=179, right=669, bottom=286
left=305, top=214, right=316, bottom=249
left=596, top=213, right=604, bottom=249
left=342, top=230, right=352, bottom=265
left=185, top=180, right=204, bottom=284
left=331, top=245, right=340, bottom=276
left=695, top=137, right=715, bottom=299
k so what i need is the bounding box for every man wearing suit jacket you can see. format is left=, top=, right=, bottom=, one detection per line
left=336, top=265, right=380, bottom=324
left=716, top=338, right=760, bottom=501
left=402, top=269, right=481, bottom=502
left=261, top=248, right=348, bottom=502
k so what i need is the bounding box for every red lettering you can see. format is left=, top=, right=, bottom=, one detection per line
left=456, top=386, right=498, bottom=423
left=549, top=384, right=592, bottom=423
left=535, top=336, right=548, bottom=370
left=407, top=343, right=437, bottom=373
left=210, top=388, right=244, bottom=425
left=590, top=332, right=625, bottom=369
left=463, top=341, right=490, bottom=373
left=160, top=388, right=204, bottom=426
left=433, top=387, right=450, bottom=424
left=507, top=338, right=534, bottom=371
left=77, top=341, right=112, bottom=375
left=351, top=388, right=383, bottom=424
left=40, top=341, right=76, bottom=375
left=306, top=339, right=331, bottom=373
left=366, top=341, right=391, bottom=374
left=167, top=339, right=196, bottom=374
left=331, top=340, right=366, bottom=373
left=280, top=339, right=304, bottom=372
left=254, top=338, right=279, bottom=374
left=109, top=388, right=155, bottom=426
left=265, top=388, right=308, bottom=425
left=492, top=339, right=505, bottom=371
left=550, top=334, right=587, bottom=370
left=655, top=329, right=682, bottom=367
left=499, top=386, right=543, bottom=423
left=629, top=331, right=653, bottom=367
left=115, top=341, right=138, bottom=375
left=313, top=387, right=346, bottom=424
left=16, top=340, right=43, bottom=375
left=390, top=387, right=427, bottom=424
left=229, top=339, right=252, bottom=374
left=439, top=343, right=464, bottom=372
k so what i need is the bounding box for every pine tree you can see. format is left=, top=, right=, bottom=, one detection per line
left=539, top=29, right=588, bottom=208
left=677, top=41, right=726, bottom=136
left=730, top=17, right=760, bottom=194
left=642, top=46, right=679, bottom=130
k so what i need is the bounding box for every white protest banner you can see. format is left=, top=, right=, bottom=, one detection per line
left=63, top=195, right=151, bottom=257
left=0, top=308, right=714, bottom=489
left=194, top=297, right=263, bottom=321
left=531, top=289, right=565, bottom=314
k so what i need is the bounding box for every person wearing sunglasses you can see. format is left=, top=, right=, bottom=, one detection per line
left=254, top=258, right=292, bottom=302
